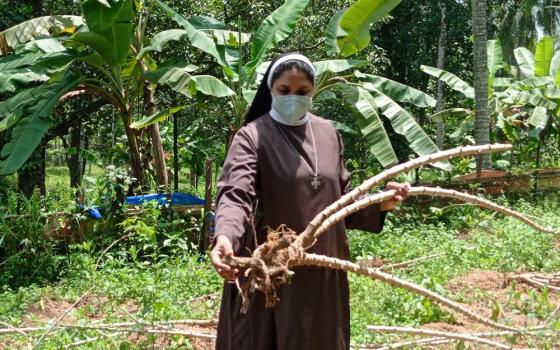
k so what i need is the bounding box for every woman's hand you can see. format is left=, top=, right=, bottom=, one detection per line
left=210, top=235, right=238, bottom=281
left=380, top=181, right=411, bottom=212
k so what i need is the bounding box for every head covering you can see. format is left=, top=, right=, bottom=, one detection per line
left=266, top=53, right=315, bottom=88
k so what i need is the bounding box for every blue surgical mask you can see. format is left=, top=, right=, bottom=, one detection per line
left=271, top=95, right=313, bottom=126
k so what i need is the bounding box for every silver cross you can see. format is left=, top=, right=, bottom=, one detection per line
left=311, top=176, right=321, bottom=190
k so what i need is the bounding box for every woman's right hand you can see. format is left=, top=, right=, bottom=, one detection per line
left=210, top=235, right=238, bottom=281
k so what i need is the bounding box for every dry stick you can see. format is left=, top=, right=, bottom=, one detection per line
left=294, top=143, right=513, bottom=250
left=315, top=186, right=557, bottom=238
left=0, top=319, right=217, bottom=335
left=0, top=320, right=28, bottom=337
left=64, top=331, right=124, bottom=349
left=516, top=277, right=560, bottom=292
left=357, top=338, right=451, bottom=349
left=358, top=329, right=553, bottom=350
left=299, top=253, right=517, bottom=331
left=366, top=326, right=515, bottom=349
left=56, top=324, right=216, bottom=339
left=0, top=327, right=45, bottom=335
left=379, top=253, right=446, bottom=270
left=31, top=286, right=95, bottom=349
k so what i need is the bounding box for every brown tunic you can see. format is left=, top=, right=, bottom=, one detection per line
left=214, top=113, right=386, bottom=350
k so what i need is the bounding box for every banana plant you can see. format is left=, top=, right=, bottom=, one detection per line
left=153, top=0, right=308, bottom=144
left=421, top=37, right=559, bottom=149
left=0, top=0, right=233, bottom=190
left=155, top=0, right=448, bottom=169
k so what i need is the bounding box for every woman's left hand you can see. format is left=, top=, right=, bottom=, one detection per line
left=380, top=181, right=411, bottom=212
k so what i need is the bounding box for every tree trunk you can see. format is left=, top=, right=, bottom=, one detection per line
left=67, top=125, right=83, bottom=188
left=173, top=114, right=179, bottom=192
left=81, top=134, right=89, bottom=176
left=436, top=0, right=448, bottom=150
left=123, top=114, right=146, bottom=190
left=140, top=57, right=168, bottom=190
left=201, top=158, right=213, bottom=252
left=17, top=143, right=46, bottom=198
left=143, top=84, right=168, bottom=190
left=472, top=0, right=491, bottom=170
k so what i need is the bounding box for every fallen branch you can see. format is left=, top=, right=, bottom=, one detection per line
left=57, top=324, right=216, bottom=339
left=0, top=320, right=28, bottom=337
left=32, top=286, right=95, bottom=349
left=513, top=272, right=560, bottom=292
left=366, top=326, right=518, bottom=349
left=0, top=319, right=217, bottom=335
left=357, top=328, right=552, bottom=350
left=378, top=253, right=446, bottom=270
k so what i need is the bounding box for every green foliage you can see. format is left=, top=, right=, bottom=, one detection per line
left=324, top=9, right=345, bottom=58
left=534, top=36, right=554, bottom=77
left=130, top=106, right=187, bottom=129
left=420, top=65, right=475, bottom=100
left=0, top=15, right=85, bottom=53
left=247, top=0, right=310, bottom=70
left=342, top=86, right=397, bottom=167
left=0, top=73, right=82, bottom=175
left=313, top=59, right=367, bottom=77
left=362, top=84, right=450, bottom=170
left=355, top=71, right=437, bottom=108
left=0, top=192, right=63, bottom=288
left=336, top=0, right=402, bottom=57
left=154, top=0, right=229, bottom=68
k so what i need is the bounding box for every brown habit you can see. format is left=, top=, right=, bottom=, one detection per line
left=215, top=113, right=386, bottom=350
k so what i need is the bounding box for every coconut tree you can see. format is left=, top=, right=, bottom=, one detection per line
left=495, top=0, right=560, bottom=62
left=421, top=37, right=560, bottom=166
left=435, top=0, right=448, bottom=149
left=472, top=0, right=491, bottom=170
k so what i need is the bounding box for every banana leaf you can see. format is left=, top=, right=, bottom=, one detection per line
left=357, top=72, right=436, bottom=108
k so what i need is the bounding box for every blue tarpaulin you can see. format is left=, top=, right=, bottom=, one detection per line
left=84, top=193, right=208, bottom=223
left=125, top=192, right=205, bottom=206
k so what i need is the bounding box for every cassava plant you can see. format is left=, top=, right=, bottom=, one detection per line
left=220, top=143, right=559, bottom=339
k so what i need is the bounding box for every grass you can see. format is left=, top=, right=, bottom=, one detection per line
left=0, top=193, right=559, bottom=349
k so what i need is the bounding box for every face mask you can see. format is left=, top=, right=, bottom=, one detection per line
left=271, top=95, right=312, bottom=126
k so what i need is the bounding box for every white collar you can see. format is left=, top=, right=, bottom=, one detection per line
left=269, top=109, right=309, bottom=126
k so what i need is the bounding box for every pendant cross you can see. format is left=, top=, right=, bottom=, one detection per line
left=311, top=176, right=321, bottom=190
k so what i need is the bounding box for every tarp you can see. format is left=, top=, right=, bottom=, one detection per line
left=125, top=192, right=205, bottom=206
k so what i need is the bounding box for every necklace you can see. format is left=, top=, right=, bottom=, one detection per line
left=272, top=116, right=322, bottom=190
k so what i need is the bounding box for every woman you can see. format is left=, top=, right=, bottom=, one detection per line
left=211, top=53, right=409, bottom=350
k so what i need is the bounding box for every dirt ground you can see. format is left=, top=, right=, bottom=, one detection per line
left=4, top=270, right=559, bottom=349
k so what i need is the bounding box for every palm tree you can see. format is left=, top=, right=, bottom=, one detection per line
left=495, top=0, right=560, bottom=62
left=472, top=0, right=491, bottom=170
left=435, top=0, right=448, bottom=149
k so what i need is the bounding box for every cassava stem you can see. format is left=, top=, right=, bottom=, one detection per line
left=314, top=186, right=557, bottom=239
left=295, top=143, right=512, bottom=250
left=366, top=326, right=518, bottom=349
left=300, top=253, right=518, bottom=331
